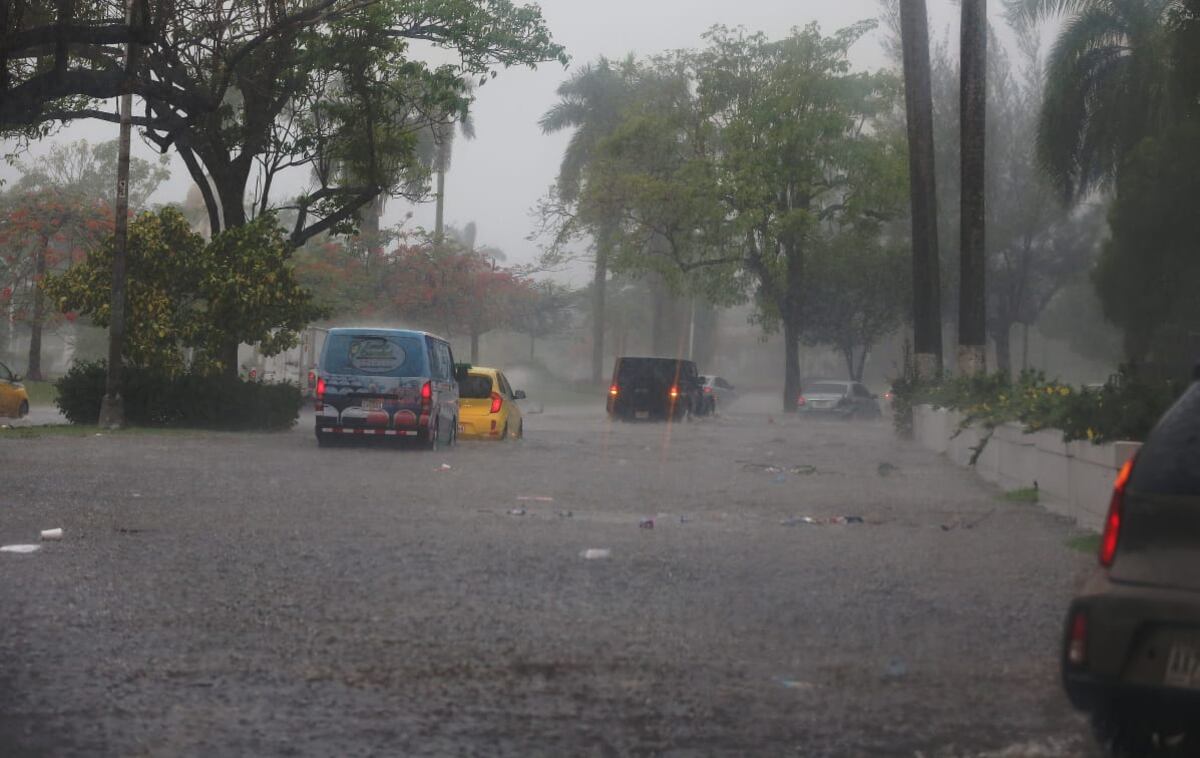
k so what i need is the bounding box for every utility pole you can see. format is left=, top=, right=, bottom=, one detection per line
left=899, top=0, right=944, bottom=380
left=98, top=0, right=137, bottom=428
left=959, top=0, right=988, bottom=376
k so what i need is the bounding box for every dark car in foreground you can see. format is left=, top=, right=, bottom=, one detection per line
left=1062, top=375, right=1200, bottom=755
left=797, top=380, right=881, bottom=419
left=607, top=356, right=703, bottom=421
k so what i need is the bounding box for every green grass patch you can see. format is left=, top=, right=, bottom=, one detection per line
left=22, top=380, right=58, bottom=406
left=1000, top=487, right=1040, bottom=503
left=1067, top=534, right=1101, bottom=554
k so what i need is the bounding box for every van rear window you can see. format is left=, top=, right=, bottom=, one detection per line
left=322, top=334, right=425, bottom=377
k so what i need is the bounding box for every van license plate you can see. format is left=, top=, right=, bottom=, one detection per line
left=361, top=399, right=383, bottom=411
left=1165, top=644, right=1200, bottom=689
left=635, top=411, right=649, bottom=419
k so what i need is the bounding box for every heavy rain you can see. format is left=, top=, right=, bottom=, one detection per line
left=2, top=1, right=1198, bottom=756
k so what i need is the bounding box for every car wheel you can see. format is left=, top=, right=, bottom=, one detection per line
left=517, top=421, right=524, bottom=439
left=316, top=430, right=331, bottom=448
left=1090, top=705, right=1190, bottom=757
left=500, top=422, right=509, bottom=441
left=425, top=419, right=440, bottom=450
left=18, top=400, right=29, bottom=419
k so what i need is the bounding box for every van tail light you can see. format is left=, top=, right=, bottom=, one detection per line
left=490, top=391, right=503, bottom=414
left=315, top=376, right=326, bottom=411
left=609, top=384, right=619, bottom=397
left=668, top=386, right=679, bottom=399
left=421, top=380, right=432, bottom=411
left=1066, top=610, right=1088, bottom=666
left=1100, top=457, right=1134, bottom=567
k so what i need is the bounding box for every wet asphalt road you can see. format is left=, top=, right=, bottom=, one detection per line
left=0, top=397, right=1098, bottom=757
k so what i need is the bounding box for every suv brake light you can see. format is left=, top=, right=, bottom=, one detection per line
left=609, top=384, right=619, bottom=397
left=669, top=386, right=679, bottom=399
left=421, top=380, right=432, bottom=410
left=316, top=377, right=326, bottom=399
left=490, top=391, right=503, bottom=414
left=1100, top=457, right=1135, bottom=567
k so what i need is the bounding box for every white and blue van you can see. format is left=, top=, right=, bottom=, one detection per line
left=314, top=328, right=459, bottom=448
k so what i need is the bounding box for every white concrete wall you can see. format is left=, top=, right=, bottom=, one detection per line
left=911, top=405, right=1141, bottom=532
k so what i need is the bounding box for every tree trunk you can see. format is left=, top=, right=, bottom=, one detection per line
left=99, top=3, right=137, bottom=429
left=651, top=277, right=669, bottom=356
left=958, top=0, right=988, bottom=376
left=591, top=225, right=611, bottom=385
left=855, top=347, right=870, bottom=383
left=994, top=322, right=1012, bottom=378
left=900, top=0, right=944, bottom=380
left=221, top=339, right=240, bottom=380
left=434, top=168, right=446, bottom=247
left=26, top=238, right=46, bottom=381
left=843, top=348, right=855, bottom=383
left=1021, top=322, right=1030, bottom=371
left=783, top=317, right=801, bottom=413
left=470, top=331, right=480, bottom=364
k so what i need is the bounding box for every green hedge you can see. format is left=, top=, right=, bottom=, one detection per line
left=892, top=367, right=1183, bottom=444
left=56, top=360, right=301, bottom=430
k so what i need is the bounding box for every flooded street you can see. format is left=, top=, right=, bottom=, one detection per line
left=1, top=398, right=1096, bottom=756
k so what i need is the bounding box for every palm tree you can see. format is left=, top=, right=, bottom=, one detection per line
left=539, top=57, right=637, bottom=384
left=430, top=110, right=476, bottom=246
left=898, top=0, right=945, bottom=379
left=959, top=0, right=988, bottom=375
left=1007, top=0, right=1183, bottom=199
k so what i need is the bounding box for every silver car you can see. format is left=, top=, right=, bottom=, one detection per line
left=797, top=380, right=881, bottom=419
left=698, top=375, right=735, bottom=414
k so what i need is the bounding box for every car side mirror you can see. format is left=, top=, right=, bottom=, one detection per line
left=11, top=374, right=22, bottom=383
left=513, top=390, right=527, bottom=400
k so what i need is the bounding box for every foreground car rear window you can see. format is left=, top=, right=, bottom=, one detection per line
left=322, top=334, right=424, bottom=377
left=460, top=374, right=494, bottom=399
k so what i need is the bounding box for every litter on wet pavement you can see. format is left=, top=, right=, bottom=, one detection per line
left=780, top=515, right=866, bottom=526
left=1, top=544, right=41, bottom=554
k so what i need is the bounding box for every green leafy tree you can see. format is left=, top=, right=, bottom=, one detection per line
left=3, top=2, right=565, bottom=243
left=43, top=208, right=327, bottom=374
left=801, top=232, right=910, bottom=381
left=512, top=280, right=575, bottom=361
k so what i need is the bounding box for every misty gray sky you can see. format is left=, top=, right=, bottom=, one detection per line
left=2, top=0, right=994, bottom=278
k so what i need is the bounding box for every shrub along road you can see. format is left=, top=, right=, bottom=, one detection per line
left=0, top=400, right=1097, bottom=756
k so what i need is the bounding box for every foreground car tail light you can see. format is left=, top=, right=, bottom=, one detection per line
left=669, top=386, right=679, bottom=399
left=1066, top=610, right=1088, bottom=666
left=1100, top=457, right=1134, bottom=567
left=609, top=384, right=619, bottom=397
left=490, top=391, right=503, bottom=414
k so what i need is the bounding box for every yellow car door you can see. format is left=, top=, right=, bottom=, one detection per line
left=497, top=371, right=523, bottom=439
left=0, top=362, right=17, bottom=417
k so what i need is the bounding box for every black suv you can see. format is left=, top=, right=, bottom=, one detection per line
left=606, top=357, right=704, bottom=421
left=1061, top=373, right=1200, bottom=754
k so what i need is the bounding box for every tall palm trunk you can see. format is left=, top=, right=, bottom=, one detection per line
left=434, top=167, right=446, bottom=247
left=959, top=0, right=988, bottom=376
left=899, top=0, right=944, bottom=380
left=26, top=236, right=47, bottom=381
left=591, top=223, right=613, bottom=385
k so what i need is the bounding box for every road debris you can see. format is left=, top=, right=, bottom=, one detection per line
left=771, top=676, right=815, bottom=690
left=1, top=544, right=41, bottom=554
left=741, top=462, right=783, bottom=474
left=790, top=465, right=817, bottom=475
left=508, top=508, right=527, bottom=516
left=437, top=463, right=452, bottom=471
left=884, top=659, right=908, bottom=679
left=556, top=510, right=574, bottom=518
left=638, top=518, right=655, bottom=529
left=877, top=462, right=899, bottom=477
left=781, top=515, right=866, bottom=526
left=941, top=508, right=996, bottom=531
left=40, top=528, right=64, bottom=541
left=580, top=548, right=611, bottom=560
left=679, top=514, right=692, bottom=524
left=517, top=495, right=554, bottom=502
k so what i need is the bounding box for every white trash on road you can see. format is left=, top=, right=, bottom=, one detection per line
left=580, top=548, right=611, bottom=560
left=1, top=544, right=42, bottom=554
left=41, top=528, right=64, bottom=541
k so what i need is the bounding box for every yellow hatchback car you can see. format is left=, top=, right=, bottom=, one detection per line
left=457, top=367, right=525, bottom=440
left=0, top=360, right=31, bottom=419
